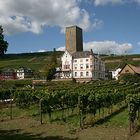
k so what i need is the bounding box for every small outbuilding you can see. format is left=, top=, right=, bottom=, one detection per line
left=119, top=64, right=140, bottom=76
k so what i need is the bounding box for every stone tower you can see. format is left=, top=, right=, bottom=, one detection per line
left=66, top=26, right=83, bottom=54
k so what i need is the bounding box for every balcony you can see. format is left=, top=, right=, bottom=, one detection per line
left=62, top=68, right=71, bottom=72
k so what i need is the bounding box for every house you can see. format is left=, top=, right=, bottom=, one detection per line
left=119, top=64, right=140, bottom=76
left=16, top=67, right=33, bottom=79
left=61, top=25, right=105, bottom=81
left=110, top=68, right=121, bottom=80
left=0, top=68, right=17, bottom=80
left=55, top=67, right=62, bottom=79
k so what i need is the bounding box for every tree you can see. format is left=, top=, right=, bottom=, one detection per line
left=51, top=48, right=57, bottom=65
left=41, top=63, right=56, bottom=81
left=0, top=26, right=8, bottom=55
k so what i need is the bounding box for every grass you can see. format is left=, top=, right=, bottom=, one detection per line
left=0, top=103, right=137, bottom=140
left=102, top=109, right=129, bottom=128
left=0, top=112, right=131, bottom=140
left=0, top=102, right=128, bottom=129
left=0, top=51, right=140, bottom=71
left=0, top=51, right=63, bottom=71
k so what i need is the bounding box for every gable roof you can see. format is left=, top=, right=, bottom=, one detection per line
left=128, top=64, right=140, bottom=74
left=119, top=64, right=140, bottom=74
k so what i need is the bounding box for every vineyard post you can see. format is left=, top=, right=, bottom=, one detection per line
left=128, top=103, right=133, bottom=136
left=39, top=99, right=43, bottom=124
left=10, top=90, right=13, bottom=120
left=78, top=96, right=83, bottom=128
left=48, top=106, right=52, bottom=123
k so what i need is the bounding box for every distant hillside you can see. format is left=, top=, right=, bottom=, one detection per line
left=102, top=54, right=140, bottom=70
left=0, top=52, right=140, bottom=72
left=0, top=51, right=63, bottom=72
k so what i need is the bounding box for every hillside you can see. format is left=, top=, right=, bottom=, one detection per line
left=103, top=54, right=140, bottom=70
left=0, top=52, right=140, bottom=72
left=0, top=51, right=63, bottom=72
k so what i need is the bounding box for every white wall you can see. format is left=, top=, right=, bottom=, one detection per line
left=61, top=51, right=105, bottom=80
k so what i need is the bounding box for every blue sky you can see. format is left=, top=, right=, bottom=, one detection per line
left=0, top=0, right=140, bottom=54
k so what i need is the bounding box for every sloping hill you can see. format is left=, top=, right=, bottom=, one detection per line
left=102, top=54, right=140, bottom=70
left=0, top=52, right=140, bottom=72
left=0, top=51, right=63, bottom=72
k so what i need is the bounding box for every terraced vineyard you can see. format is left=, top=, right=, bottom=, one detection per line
left=0, top=81, right=140, bottom=127
left=0, top=52, right=140, bottom=71
left=1, top=80, right=140, bottom=139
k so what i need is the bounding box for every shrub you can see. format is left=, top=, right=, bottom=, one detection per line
left=119, top=73, right=140, bottom=83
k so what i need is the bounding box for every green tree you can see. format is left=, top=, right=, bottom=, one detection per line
left=0, top=26, right=8, bottom=55
left=41, top=63, right=56, bottom=81
left=51, top=48, right=57, bottom=65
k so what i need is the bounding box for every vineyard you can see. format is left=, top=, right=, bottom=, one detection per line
left=0, top=80, right=140, bottom=137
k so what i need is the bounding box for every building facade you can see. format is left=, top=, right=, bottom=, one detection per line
left=0, top=69, right=17, bottom=80
left=17, top=67, right=33, bottom=79
left=61, top=50, right=105, bottom=81
left=61, top=25, right=105, bottom=81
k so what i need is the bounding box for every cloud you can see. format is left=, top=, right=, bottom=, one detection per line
left=38, top=49, right=47, bottom=53
left=57, top=41, right=133, bottom=54
left=0, top=0, right=101, bottom=35
left=137, top=41, right=140, bottom=45
left=56, top=46, right=65, bottom=51
left=91, top=0, right=126, bottom=6
left=135, top=0, right=140, bottom=5
left=84, top=41, right=133, bottom=54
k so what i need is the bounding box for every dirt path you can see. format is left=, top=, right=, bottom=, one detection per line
left=0, top=118, right=139, bottom=140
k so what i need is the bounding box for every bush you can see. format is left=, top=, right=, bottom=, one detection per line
left=119, top=73, right=140, bottom=83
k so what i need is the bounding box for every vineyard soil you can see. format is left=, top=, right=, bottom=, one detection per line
left=0, top=117, right=139, bottom=140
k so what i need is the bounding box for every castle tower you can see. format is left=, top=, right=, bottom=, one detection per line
left=66, top=26, right=83, bottom=54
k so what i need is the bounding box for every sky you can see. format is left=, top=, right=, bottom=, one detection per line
left=0, top=0, right=140, bottom=55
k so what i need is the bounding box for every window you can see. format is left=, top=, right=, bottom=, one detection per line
left=80, top=64, right=83, bottom=69
left=80, top=59, right=83, bottom=62
left=86, top=64, right=89, bottom=69
left=86, top=59, right=88, bottom=62
left=80, top=72, right=83, bottom=76
left=74, top=64, right=77, bottom=70
left=75, top=72, right=77, bottom=77
left=74, top=59, right=77, bottom=63
left=86, top=71, right=89, bottom=76
left=64, top=65, right=70, bottom=69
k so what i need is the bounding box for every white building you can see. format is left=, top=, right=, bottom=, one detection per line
left=60, top=26, right=105, bottom=81
left=111, top=68, right=121, bottom=80
left=17, top=67, right=33, bottom=79
left=61, top=50, right=105, bottom=81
